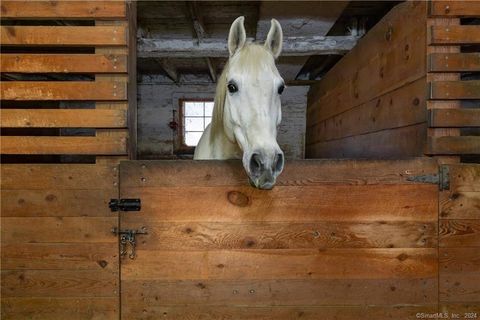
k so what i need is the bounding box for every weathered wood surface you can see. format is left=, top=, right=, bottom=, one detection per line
left=1, top=109, right=127, bottom=128
left=1, top=297, right=118, bottom=320
left=426, top=136, right=480, bottom=155
left=0, top=26, right=127, bottom=46
left=1, top=136, right=127, bottom=155
left=429, top=109, right=480, bottom=128
left=1, top=81, right=127, bottom=101
left=440, top=220, right=480, bottom=247
left=429, top=1, right=480, bottom=17
left=430, top=80, right=480, bottom=100
left=120, top=158, right=438, bottom=187
left=138, top=36, right=359, bottom=58
left=430, top=26, right=480, bottom=45
left=0, top=54, right=127, bottom=73
left=429, top=53, right=480, bottom=72
left=0, top=1, right=126, bottom=19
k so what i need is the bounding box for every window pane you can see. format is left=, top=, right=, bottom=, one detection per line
left=184, top=131, right=203, bottom=146
left=205, top=102, right=214, bottom=116
left=204, top=117, right=212, bottom=128
left=184, top=102, right=203, bottom=116
left=185, top=117, right=204, bottom=131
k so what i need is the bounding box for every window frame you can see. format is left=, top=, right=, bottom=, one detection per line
left=176, top=98, right=214, bottom=154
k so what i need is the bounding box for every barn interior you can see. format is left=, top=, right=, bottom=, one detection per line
left=135, top=1, right=400, bottom=160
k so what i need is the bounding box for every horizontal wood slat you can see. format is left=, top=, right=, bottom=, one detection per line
left=1, top=54, right=127, bottom=73
left=430, top=26, right=480, bottom=45
left=426, top=136, right=480, bottom=155
left=1, top=81, right=127, bottom=101
left=0, top=1, right=126, bottom=19
left=429, top=1, right=480, bottom=17
left=429, top=53, right=480, bottom=72
left=0, top=26, right=127, bottom=46
left=1, top=109, right=127, bottom=128
left=1, top=136, right=127, bottom=155
left=440, top=220, right=480, bottom=247
left=428, top=109, right=480, bottom=128
left=429, top=81, right=480, bottom=100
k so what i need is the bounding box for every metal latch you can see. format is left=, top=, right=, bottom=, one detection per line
left=406, top=165, right=450, bottom=191
left=109, top=199, right=141, bottom=212
left=111, top=227, right=147, bottom=259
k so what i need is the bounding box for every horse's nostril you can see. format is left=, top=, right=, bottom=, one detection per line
left=274, top=153, right=284, bottom=173
left=250, top=153, right=262, bottom=175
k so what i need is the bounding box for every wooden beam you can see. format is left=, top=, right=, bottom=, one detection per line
left=155, top=58, right=179, bottom=83
left=205, top=58, right=217, bottom=83
left=428, top=109, right=480, bottom=128
left=138, top=36, right=359, bottom=58
left=187, top=1, right=206, bottom=42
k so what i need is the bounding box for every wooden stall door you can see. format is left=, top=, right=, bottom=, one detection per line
left=118, top=159, right=441, bottom=319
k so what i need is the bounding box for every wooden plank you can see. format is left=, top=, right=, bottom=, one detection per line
left=1, top=297, right=118, bottom=320
left=440, top=248, right=480, bottom=273
left=1, top=81, right=127, bottom=101
left=1, top=109, right=127, bottom=128
left=0, top=26, right=127, bottom=46
left=429, top=1, right=480, bottom=17
left=0, top=54, right=127, bottom=73
left=1, top=243, right=118, bottom=270
left=430, top=25, right=480, bottom=45
left=429, top=109, right=480, bottom=128
left=1, top=189, right=115, bottom=217
left=125, top=221, right=437, bottom=250
left=1, top=217, right=117, bottom=244
left=430, top=81, right=480, bottom=100
left=121, top=185, right=437, bottom=223
left=122, top=278, right=437, bottom=306
left=441, top=191, right=480, bottom=219
left=127, top=0, right=138, bottom=160
left=306, top=124, right=428, bottom=159
left=1, top=136, right=127, bottom=155
left=429, top=53, right=480, bottom=72
left=119, top=158, right=438, bottom=188
left=121, top=248, right=437, bottom=280
left=440, top=273, right=480, bottom=303
left=307, top=78, right=427, bottom=143
left=426, top=136, right=480, bottom=155
left=447, top=165, right=480, bottom=193
left=1, top=270, right=118, bottom=297
left=0, top=164, right=117, bottom=190
left=440, top=220, right=480, bottom=247
left=440, top=304, right=480, bottom=317
left=122, top=305, right=438, bottom=320
left=307, top=1, right=427, bottom=126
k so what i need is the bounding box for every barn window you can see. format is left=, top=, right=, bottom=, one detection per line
left=180, top=99, right=214, bottom=147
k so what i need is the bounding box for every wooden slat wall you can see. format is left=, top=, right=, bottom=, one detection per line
left=119, top=159, right=440, bottom=319
left=0, top=0, right=133, bottom=162
left=426, top=0, right=480, bottom=158
left=1, top=164, right=120, bottom=319
left=439, top=164, right=480, bottom=315
left=305, top=2, right=429, bottom=158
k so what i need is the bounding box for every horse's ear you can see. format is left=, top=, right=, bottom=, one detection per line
left=228, top=16, right=246, bottom=57
left=265, top=19, right=283, bottom=59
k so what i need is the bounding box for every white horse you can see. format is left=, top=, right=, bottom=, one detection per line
left=194, top=16, right=285, bottom=190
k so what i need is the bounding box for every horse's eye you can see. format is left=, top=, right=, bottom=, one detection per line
left=227, top=83, right=238, bottom=93
left=278, top=84, right=285, bottom=95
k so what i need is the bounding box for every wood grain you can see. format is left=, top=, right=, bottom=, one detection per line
left=0, top=53, right=127, bottom=73
left=440, top=248, right=480, bottom=273
left=121, top=248, right=437, bottom=281
left=0, top=26, right=127, bottom=46
left=430, top=25, right=480, bottom=45
left=1, top=136, right=127, bottom=155
left=429, top=109, right=480, bottom=127
left=122, top=278, right=437, bottom=306
left=429, top=53, right=480, bottom=72
left=119, top=159, right=438, bottom=188
left=1, top=109, right=127, bottom=128
left=121, top=185, right=437, bottom=223
left=440, top=191, right=480, bottom=219
left=440, top=220, right=480, bottom=247
left=430, top=80, right=480, bottom=99
left=1, top=297, right=118, bottom=320
left=0, top=1, right=126, bottom=19
left=1, top=81, right=127, bottom=101
left=429, top=1, right=480, bottom=17
left=124, top=221, right=437, bottom=250
left=426, top=136, right=480, bottom=155
left=440, top=273, right=480, bottom=303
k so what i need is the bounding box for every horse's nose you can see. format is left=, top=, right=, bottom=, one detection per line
left=247, top=150, right=284, bottom=189
left=273, top=152, right=284, bottom=175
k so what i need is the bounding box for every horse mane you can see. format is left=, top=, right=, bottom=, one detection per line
left=209, top=44, right=278, bottom=143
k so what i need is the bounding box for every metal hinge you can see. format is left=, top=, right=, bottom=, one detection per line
left=109, top=198, right=141, bottom=212
left=406, top=164, right=450, bottom=191
left=111, top=227, right=147, bottom=259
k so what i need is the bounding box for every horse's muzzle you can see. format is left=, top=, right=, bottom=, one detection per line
left=246, top=150, right=284, bottom=189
